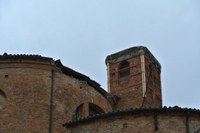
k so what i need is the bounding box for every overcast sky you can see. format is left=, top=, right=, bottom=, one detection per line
left=0, top=0, right=200, bottom=109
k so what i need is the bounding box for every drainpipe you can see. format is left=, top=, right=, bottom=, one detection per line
left=185, top=111, right=190, bottom=133
left=49, top=70, right=55, bottom=133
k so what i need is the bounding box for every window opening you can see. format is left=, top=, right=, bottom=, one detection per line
left=118, top=61, right=130, bottom=78
left=72, top=104, right=84, bottom=121
left=0, top=90, right=6, bottom=110
left=89, top=103, right=104, bottom=116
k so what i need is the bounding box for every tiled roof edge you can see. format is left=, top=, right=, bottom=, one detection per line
left=63, top=106, right=200, bottom=128
left=0, top=53, right=53, bottom=61
left=55, top=60, right=108, bottom=98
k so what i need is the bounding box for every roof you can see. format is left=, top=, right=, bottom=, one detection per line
left=105, top=46, right=161, bottom=70
left=55, top=60, right=108, bottom=98
left=0, top=53, right=53, bottom=62
left=63, top=106, right=200, bottom=128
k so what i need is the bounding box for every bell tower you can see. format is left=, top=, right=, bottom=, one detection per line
left=106, top=46, right=162, bottom=110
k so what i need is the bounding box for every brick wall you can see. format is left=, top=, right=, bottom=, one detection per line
left=141, top=54, right=162, bottom=108
left=0, top=59, right=112, bottom=133
left=66, top=111, right=200, bottom=133
left=107, top=46, right=162, bottom=110
left=0, top=64, right=52, bottom=133
left=52, top=72, right=112, bottom=133
left=108, top=56, right=144, bottom=110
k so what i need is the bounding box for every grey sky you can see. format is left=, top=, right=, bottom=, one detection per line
left=0, top=0, right=200, bottom=108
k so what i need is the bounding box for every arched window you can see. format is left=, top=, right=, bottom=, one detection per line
left=72, top=104, right=84, bottom=121
left=118, top=60, right=130, bottom=78
left=89, top=103, right=104, bottom=116
left=72, top=103, right=104, bottom=120
left=0, top=90, right=6, bottom=110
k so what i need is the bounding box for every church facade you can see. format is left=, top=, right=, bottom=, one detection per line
left=0, top=46, right=200, bottom=133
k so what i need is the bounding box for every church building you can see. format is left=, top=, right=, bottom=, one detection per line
left=0, top=46, right=200, bottom=133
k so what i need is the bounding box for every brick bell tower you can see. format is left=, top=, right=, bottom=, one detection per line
left=105, top=46, right=162, bottom=110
